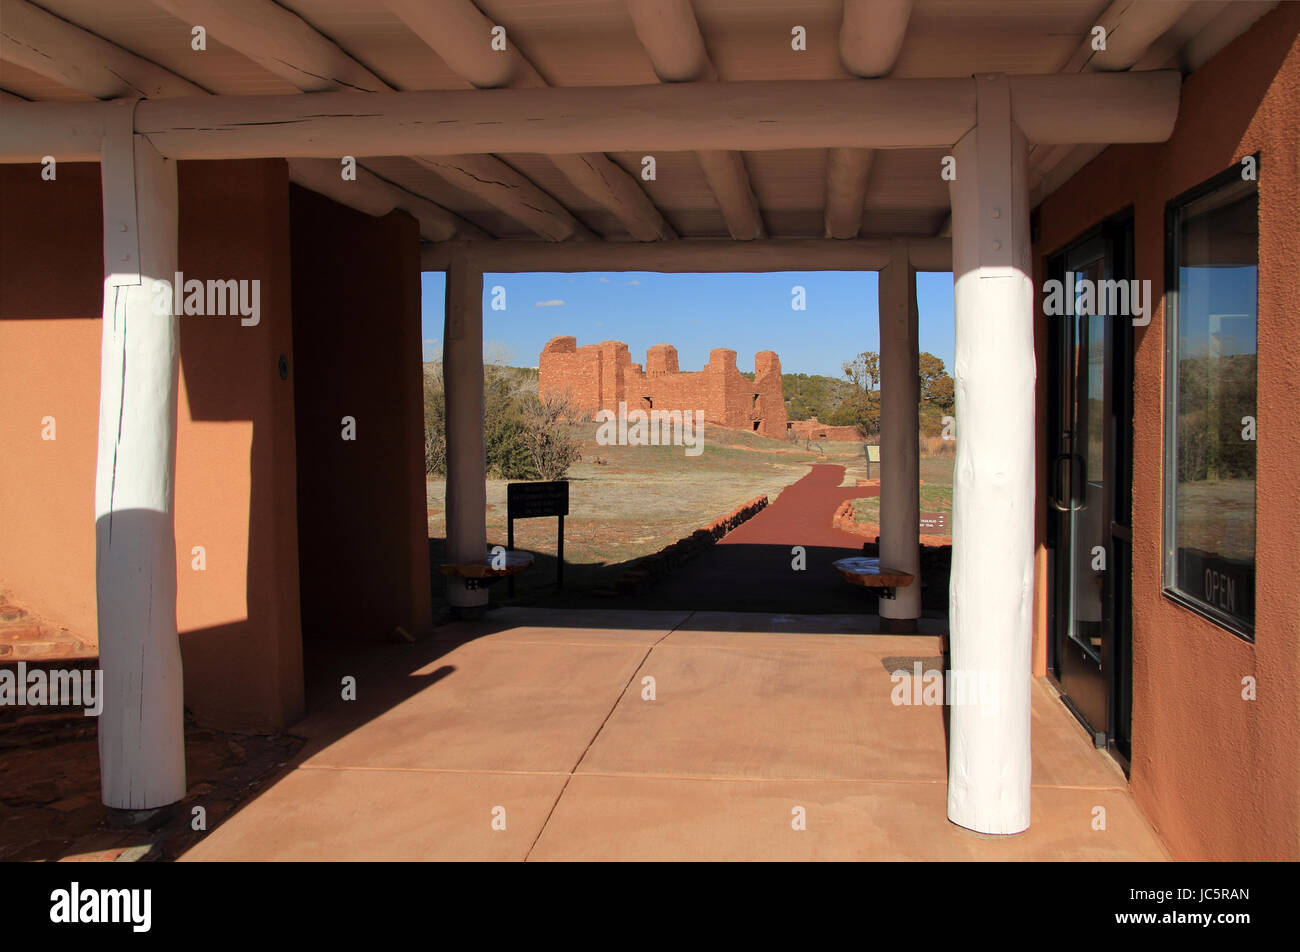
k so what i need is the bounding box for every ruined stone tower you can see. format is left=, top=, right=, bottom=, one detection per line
left=538, top=336, right=788, bottom=438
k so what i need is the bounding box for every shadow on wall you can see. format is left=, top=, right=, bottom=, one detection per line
left=288, top=184, right=433, bottom=655
left=0, top=159, right=305, bottom=732
left=174, top=160, right=303, bottom=731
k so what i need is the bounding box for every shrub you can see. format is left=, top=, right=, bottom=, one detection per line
left=422, top=362, right=581, bottom=481
left=520, top=391, right=583, bottom=480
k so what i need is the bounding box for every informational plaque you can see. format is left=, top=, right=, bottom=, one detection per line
left=919, top=511, right=948, bottom=534
left=506, top=481, right=569, bottom=590
left=506, top=480, right=569, bottom=519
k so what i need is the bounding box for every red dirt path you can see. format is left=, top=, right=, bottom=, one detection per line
left=576, top=463, right=890, bottom=614
left=721, top=463, right=876, bottom=548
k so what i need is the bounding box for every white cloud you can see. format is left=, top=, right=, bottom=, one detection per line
left=535, top=299, right=565, bottom=307
left=626, top=279, right=640, bottom=285
left=598, top=277, right=610, bottom=283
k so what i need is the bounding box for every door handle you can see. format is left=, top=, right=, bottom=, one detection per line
left=1051, top=452, right=1087, bottom=512
left=1051, top=453, right=1071, bottom=512
left=1070, top=452, right=1087, bottom=510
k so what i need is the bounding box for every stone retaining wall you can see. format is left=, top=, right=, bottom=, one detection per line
left=615, top=495, right=768, bottom=594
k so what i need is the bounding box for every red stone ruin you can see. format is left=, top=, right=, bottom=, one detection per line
left=539, top=336, right=789, bottom=438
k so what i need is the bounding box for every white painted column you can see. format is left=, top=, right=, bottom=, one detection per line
left=946, top=74, right=1034, bottom=835
left=94, top=112, right=186, bottom=809
left=443, top=254, right=488, bottom=610
left=878, top=237, right=921, bottom=631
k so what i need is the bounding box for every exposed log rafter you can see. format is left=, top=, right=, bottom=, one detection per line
left=148, top=0, right=389, bottom=93
left=0, top=0, right=486, bottom=241
left=286, top=158, right=489, bottom=242
left=422, top=237, right=954, bottom=274
left=0, top=73, right=1184, bottom=162
left=827, top=0, right=913, bottom=239
left=627, top=0, right=764, bottom=240
left=1030, top=0, right=1193, bottom=201
left=383, top=0, right=673, bottom=241
left=142, top=0, right=586, bottom=241
left=0, top=0, right=205, bottom=99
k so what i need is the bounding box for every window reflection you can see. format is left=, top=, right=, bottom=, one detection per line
left=1166, top=174, right=1257, bottom=633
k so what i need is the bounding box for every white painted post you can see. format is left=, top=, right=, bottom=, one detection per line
left=879, top=237, right=921, bottom=631
left=443, top=254, right=488, bottom=610
left=946, top=74, right=1034, bottom=835
left=94, top=113, right=186, bottom=809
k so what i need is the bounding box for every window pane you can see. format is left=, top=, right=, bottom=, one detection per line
left=1168, top=175, right=1257, bottom=633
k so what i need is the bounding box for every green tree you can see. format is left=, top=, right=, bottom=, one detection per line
left=424, top=361, right=580, bottom=481
left=483, top=367, right=536, bottom=478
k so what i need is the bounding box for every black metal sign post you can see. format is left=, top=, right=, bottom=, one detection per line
left=506, top=480, right=569, bottom=594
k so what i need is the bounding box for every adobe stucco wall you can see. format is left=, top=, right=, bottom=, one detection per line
left=539, top=337, right=788, bottom=437
left=0, top=162, right=103, bottom=638
left=1033, top=6, right=1300, bottom=859
left=175, top=160, right=304, bottom=731
left=0, top=159, right=305, bottom=731
left=289, top=185, right=432, bottom=646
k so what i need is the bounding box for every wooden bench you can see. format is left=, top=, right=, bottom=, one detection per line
left=439, top=551, right=534, bottom=590
left=831, top=556, right=914, bottom=600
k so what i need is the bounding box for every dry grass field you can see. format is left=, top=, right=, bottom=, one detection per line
left=427, top=424, right=954, bottom=600
left=850, top=456, right=956, bottom=527
left=428, top=424, right=866, bottom=588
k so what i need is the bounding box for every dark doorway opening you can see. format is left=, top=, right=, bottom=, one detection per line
left=1045, top=211, right=1134, bottom=769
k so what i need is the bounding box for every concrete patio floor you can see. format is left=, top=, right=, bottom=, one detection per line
left=181, top=608, right=1169, bottom=861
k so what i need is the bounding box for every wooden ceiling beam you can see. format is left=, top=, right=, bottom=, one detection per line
left=1, top=0, right=205, bottom=99
left=423, top=236, right=952, bottom=273
left=409, top=154, right=594, bottom=242
left=627, top=0, right=764, bottom=240
left=0, top=0, right=491, bottom=241
left=384, top=0, right=674, bottom=241
left=0, top=73, right=1183, bottom=163
left=287, top=159, right=489, bottom=242
left=142, top=0, right=586, bottom=240
left=1030, top=0, right=1193, bottom=189
left=1061, top=1, right=1195, bottom=74
left=147, top=0, right=388, bottom=92
left=827, top=0, right=913, bottom=239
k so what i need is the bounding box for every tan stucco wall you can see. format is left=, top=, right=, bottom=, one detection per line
left=174, top=160, right=304, bottom=731
left=0, top=159, right=305, bottom=731
left=1033, top=6, right=1300, bottom=860
left=0, top=162, right=103, bottom=638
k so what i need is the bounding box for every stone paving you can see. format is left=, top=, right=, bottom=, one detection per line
left=0, top=712, right=302, bottom=862
left=180, top=607, right=1170, bottom=862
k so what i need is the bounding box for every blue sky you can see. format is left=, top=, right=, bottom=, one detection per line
left=1178, top=265, right=1258, bottom=358
left=420, top=271, right=956, bottom=380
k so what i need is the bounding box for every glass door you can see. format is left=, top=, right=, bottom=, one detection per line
left=1046, top=219, right=1133, bottom=762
